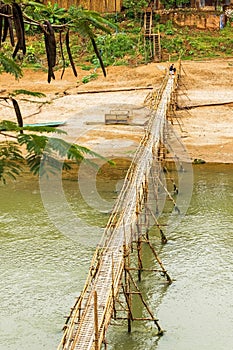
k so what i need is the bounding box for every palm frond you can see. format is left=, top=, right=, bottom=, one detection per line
left=81, top=10, right=117, bottom=32
left=10, top=90, right=46, bottom=98
left=0, top=141, right=24, bottom=183
left=69, top=8, right=117, bottom=33
left=22, top=125, right=66, bottom=134
left=18, top=133, right=48, bottom=154
left=0, top=53, right=23, bottom=79
left=0, top=120, right=20, bottom=132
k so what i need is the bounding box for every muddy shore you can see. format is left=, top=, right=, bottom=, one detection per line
left=0, top=58, right=233, bottom=163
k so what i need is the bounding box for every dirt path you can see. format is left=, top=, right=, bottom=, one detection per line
left=0, top=59, right=232, bottom=163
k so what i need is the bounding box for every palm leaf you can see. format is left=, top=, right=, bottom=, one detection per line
left=0, top=120, right=20, bottom=132
left=10, top=90, right=46, bottom=98
left=18, top=134, right=48, bottom=154
left=21, top=125, right=66, bottom=134
left=0, top=141, right=23, bottom=183
left=0, top=53, right=23, bottom=79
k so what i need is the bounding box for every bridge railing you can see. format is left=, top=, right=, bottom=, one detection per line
left=57, top=247, right=103, bottom=349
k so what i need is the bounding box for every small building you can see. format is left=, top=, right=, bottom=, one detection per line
left=43, top=0, right=123, bottom=12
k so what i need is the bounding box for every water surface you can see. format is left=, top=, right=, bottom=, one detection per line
left=0, top=164, right=233, bottom=350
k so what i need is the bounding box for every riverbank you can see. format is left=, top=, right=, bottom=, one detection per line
left=0, top=58, right=233, bottom=163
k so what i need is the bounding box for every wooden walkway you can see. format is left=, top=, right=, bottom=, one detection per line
left=57, top=71, right=179, bottom=350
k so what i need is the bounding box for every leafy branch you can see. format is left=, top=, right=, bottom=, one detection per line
left=0, top=140, right=23, bottom=184
left=0, top=52, right=23, bottom=79
left=0, top=2, right=117, bottom=81
left=0, top=119, right=112, bottom=183
left=0, top=88, right=113, bottom=183
left=0, top=2, right=116, bottom=183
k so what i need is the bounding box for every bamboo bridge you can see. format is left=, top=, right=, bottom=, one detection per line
left=57, top=65, right=181, bottom=350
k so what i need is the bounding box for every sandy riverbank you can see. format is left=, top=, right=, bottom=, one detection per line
left=0, top=59, right=233, bottom=163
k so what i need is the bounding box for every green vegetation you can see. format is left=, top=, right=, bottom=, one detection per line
left=122, top=0, right=148, bottom=18
left=0, top=88, right=108, bottom=183
left=82, top=72, right=98, bottom=83
left=2, top=10, right=231, bottom=71
left=1, top=1, right=233, bottom=182
left=1, top=2, right=232, bottom=72
left=0, top=52, right=23, bottom=78
left=160, top=0, right=190, bottom=10
left=0, top=119, right=104, bottom=184
left=160, top=23, right=233, bottom=60
left=68, top=18, right=233, bottom=65
left=0, top=2, right=115, bottom=183
left=0, top=1, right=117, bottom=81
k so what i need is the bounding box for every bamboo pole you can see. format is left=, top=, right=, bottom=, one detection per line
left=149, top=166, right=160, bottom=215
left=137, top=234, right=143, bottom=282
left=127, top=248, right=132, bottom=333
left=94, top=290, right=99, bottom=350
left=111, top=254, right=116, bottom=319
left=146, top=205, right=167, bottom=244
left=127, top=269, right=163, bottom=335
left=145, top=239, right=172, bottom=284
left=156, top=175, right=180, bottom=214
left=123, top=244, right=132, bottom=333
left=143, top=178, right=150, bottom=240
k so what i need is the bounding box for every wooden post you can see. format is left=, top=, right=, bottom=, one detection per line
left=130, top=223, right=134, bottom=249
left=146, top=240, right=172, bottom=284
left=111, top=254, right=116, bottom=319
left=143, top=173, right=151, bottom=240
left=127, top=269, right=164, bottom=335
left=103, top=326, right=108, bottom=350
left=143, top=179, right=150, bottom=240
left=123, top=244, right=132, bottom=333
left=94, top=290, right=99, bottom=350
left=150, top=167, right=159, bottom=215
left=127, top=249, right=132, bottom=333
left=146, top=205, right=167, bottom=244
left=137, top=235, right=143, bottom=282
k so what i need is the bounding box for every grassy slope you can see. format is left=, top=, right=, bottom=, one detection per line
left=1, top=15, right=233, bottom=72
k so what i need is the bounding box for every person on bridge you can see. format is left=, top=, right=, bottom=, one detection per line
left=169, top=63, right=175, bottom=77
left=169, top=63, right=174, bottom=75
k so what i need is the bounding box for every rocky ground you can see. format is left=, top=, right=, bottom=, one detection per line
left=0, top=58, right=233, bottom=163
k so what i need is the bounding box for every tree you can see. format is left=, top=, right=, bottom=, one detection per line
left=0, top=89, right=112, bottom=184
left=0, top=1, right=117, bottom=81
left=122, top=0, right=148, bottom=18
left=160, top=0, right=190, bottom=9
left=0, top=2, right=115, bottom=183
left=0, top=118, right=106, bottom=184
left=0, top=52, right=23, bottom=78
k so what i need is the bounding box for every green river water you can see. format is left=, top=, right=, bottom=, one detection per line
left=0, top=163, right=233, bottom=350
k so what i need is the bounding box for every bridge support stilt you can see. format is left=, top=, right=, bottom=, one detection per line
left=112, top=240, right=171, bottom=335
left=123, top=244, right=133, bottom=333
left=137, top=236, right=143, bottom=282
left=94, top=290, right=99, bottom=350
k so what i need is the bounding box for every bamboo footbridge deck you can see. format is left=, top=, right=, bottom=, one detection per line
left=57, top=66, right=180, bottom=350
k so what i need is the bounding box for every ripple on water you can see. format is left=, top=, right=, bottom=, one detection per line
left=1, top=164, right=233, bottom=350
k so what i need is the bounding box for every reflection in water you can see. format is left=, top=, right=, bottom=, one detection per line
left=0, top=164, right=233, bottom=350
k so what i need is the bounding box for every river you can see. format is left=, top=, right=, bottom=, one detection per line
left=0, top=164, right=233, bottom=350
